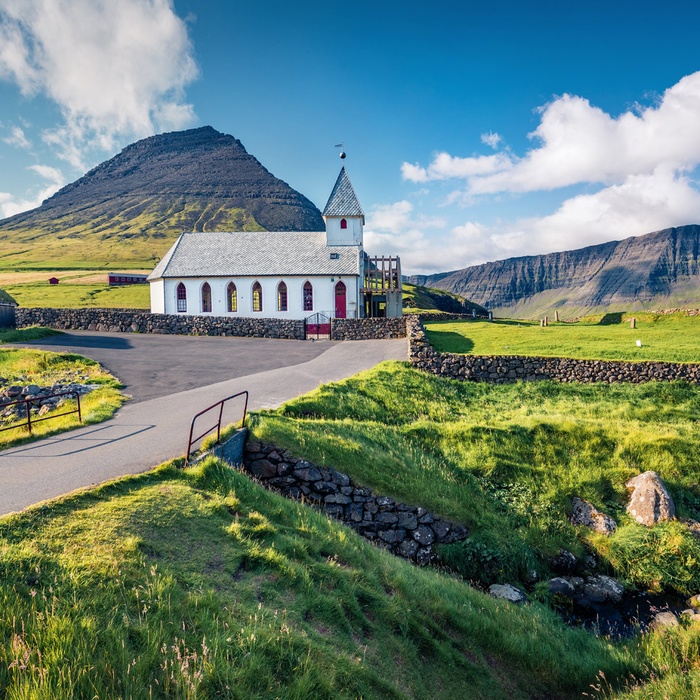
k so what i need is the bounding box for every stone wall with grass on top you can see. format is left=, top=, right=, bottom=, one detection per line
left=243, top=439, right=468, bottom=565
left=16, top=307, right=306, bottom=339
left=406, top=315, right=700, bottom=384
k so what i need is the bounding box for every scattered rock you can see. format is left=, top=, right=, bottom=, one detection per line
left=687, top=594, right=700, bottom=609
left=489, top=584, right=527, bottom=604
left=550, top=549, right=578, bottom=573
left=570, top=497, right=617, bottom=534
left=684, top=519, right=700, bottom=540
left=248, top=459, right=277, bottom=479
left=583, top=575, right=625, bottom=604
left=548, top=577, right=575, bottom=597
left=651, top=611, right=679, bottom=629
left=625, top=471, right=675, bottom=526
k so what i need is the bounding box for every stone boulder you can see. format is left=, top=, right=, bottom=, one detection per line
left=582, top=575, right=625, bottom=604
left=488, top=583, right=527, bottom=604
left=625, top=471, right=675, bottom=526
left=651, top=611, right=679, bottom=629
left=570, top=497, right=617, bottom=534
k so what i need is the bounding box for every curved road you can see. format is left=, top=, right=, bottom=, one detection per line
left=0, top=332, right=407, bottom=515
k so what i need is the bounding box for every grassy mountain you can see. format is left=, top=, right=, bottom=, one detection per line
left=402, top=282, right=488, bottom=315
left=408, top=225, right=700, bottom=319
left=0, top=126, right=324, bottom=270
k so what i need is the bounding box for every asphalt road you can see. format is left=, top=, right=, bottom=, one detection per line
left=0, top=334, right=407, bottom=516
left=10, top=330, right=336, bottom=402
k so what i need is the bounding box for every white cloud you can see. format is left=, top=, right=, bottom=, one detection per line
left=0, top=163, right=64, bottom=217
left=0, top=0, right=199, bottom=169
left=480, top=131, right=501, bottom=149
left=402, top=151, right=513, bottom=183
left=2, top=124, right=31, bottom=149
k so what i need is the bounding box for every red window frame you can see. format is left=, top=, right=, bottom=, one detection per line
left=176, top=282, right=187, bottom=313
left=277, top=282, right=288, bottom=312
left=201, top=282, right=212, bottom=313
left=227, top=282, right=237, bottom=312
left=303, top=281, right=313, bottom=311
left=252, top=281, right=263, bottom=312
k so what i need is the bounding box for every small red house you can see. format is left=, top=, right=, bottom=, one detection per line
left=48, top=277, right=59, bottom=285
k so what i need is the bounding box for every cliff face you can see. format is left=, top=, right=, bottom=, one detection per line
left=408, top=225, right=700, bottom=317
left=0, top=126, right=324, bottom=267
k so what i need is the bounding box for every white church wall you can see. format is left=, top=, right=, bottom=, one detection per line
left=325, top=216, right=363, bottom=246
left=160, top=275, right=360, bottom=319
left=149, top=279, right=165, bottom=313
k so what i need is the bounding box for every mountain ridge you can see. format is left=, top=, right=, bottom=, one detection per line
left=408, top=225, right=700, bottom=318
left=0, top=126, right=324, bottom=268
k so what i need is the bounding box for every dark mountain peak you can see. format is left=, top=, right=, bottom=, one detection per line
left=0, top=127, right=325, bottom=266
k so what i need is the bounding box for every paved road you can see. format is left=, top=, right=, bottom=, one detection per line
left=10, top=331, right=337, bottom=402
left=0, top=335, right=407, bottom=516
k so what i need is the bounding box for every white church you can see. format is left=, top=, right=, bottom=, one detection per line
left=148, top=161, right=402, bottom=320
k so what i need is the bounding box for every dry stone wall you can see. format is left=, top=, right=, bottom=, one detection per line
left=243, top=439, right=468, bottom=565
left=407, top=315, right=700, bottom=384
left=16, top=308, right=306, bottom=339
left=330, top=317, right=407, bottom=340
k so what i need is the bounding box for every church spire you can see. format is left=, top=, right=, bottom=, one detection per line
left=322, top=166, right=365, bottom=222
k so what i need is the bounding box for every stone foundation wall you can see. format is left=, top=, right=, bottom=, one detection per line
left=16, top=307, right=306, bottom=340
left=243, top=439, right=468, bottom=565
left=330, top=317, right=407, bottom=340
left=407, top=315, right=700, bottom=384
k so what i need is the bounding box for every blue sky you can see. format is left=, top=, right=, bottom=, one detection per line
left=1, top=0, right=700, bottom=274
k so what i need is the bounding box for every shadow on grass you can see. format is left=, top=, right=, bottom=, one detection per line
left=599, top=312, right=626, bottom=325
left=427, top=331, right=475, bottom=353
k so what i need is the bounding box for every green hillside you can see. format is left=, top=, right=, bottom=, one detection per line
left=402, top=283, right=488, bottom=315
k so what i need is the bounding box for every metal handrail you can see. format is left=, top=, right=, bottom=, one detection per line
left=184, top=390, right=249, bottom=467
left=0, top=389, right=82, bottom=435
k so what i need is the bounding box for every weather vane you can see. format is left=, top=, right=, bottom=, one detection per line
left=334, top=143, right=346, bottom=159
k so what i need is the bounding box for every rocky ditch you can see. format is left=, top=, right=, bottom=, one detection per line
left=243, top=440, right=469, bottom=565
left=489, top=472, right=700, bottom=638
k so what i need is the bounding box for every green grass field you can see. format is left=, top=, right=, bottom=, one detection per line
left=0, top=340, right=125, bottom=448
left=4, top=281, right=150, bottom=309
left=425, top=313, right=700, bottom=363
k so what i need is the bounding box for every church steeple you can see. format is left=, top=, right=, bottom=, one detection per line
left=323, top=164, right=364, bottom=246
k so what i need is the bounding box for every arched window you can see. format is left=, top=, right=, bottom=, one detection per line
left=252, top=281, right=263, bottom=312
left=277, top=281, right=288, bottom=312
left=227, top=282, right=237, bottom=312
left=303, top=281, right=313, bottom=311
left=176, top=282, right=187, bottom=313
left=340, top=218, right=347, bottom=229
left=201, top=282, right=212, bottom=313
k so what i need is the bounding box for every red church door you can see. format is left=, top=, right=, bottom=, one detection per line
left=334, top=281, right=347, bottom=318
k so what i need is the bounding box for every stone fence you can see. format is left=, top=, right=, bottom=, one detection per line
left=407, top=315, right=700, bottom=384
left=331, top=317, right=407, bottom=340
left=16, top=307, right=412, bottom=341
left=244, top=439, right=468, bottom=565
left=16, top=307, right=306, bottom=340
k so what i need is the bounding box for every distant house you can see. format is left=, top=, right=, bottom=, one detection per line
left=48, top=277, right=59, bottom=285
left=148, top=162, right=402, bottom=320
left=108, top=273, right=149, bottom=286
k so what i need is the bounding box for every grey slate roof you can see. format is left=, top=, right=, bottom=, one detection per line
left=322, top=167, right=365, bottom=218
left=148, top=231, right=361, bottom=280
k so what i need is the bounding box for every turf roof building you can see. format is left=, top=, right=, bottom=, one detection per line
left=148, top=163, right=402, bottom=320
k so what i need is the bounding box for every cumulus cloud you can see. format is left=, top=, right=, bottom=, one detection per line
left=480, top=131, right=502, bottom=149
left=402, top=151, right=514, bottom=183
left=0, top=163, right=64, bottom=217
left=0, top=0, right=199, bottom=169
